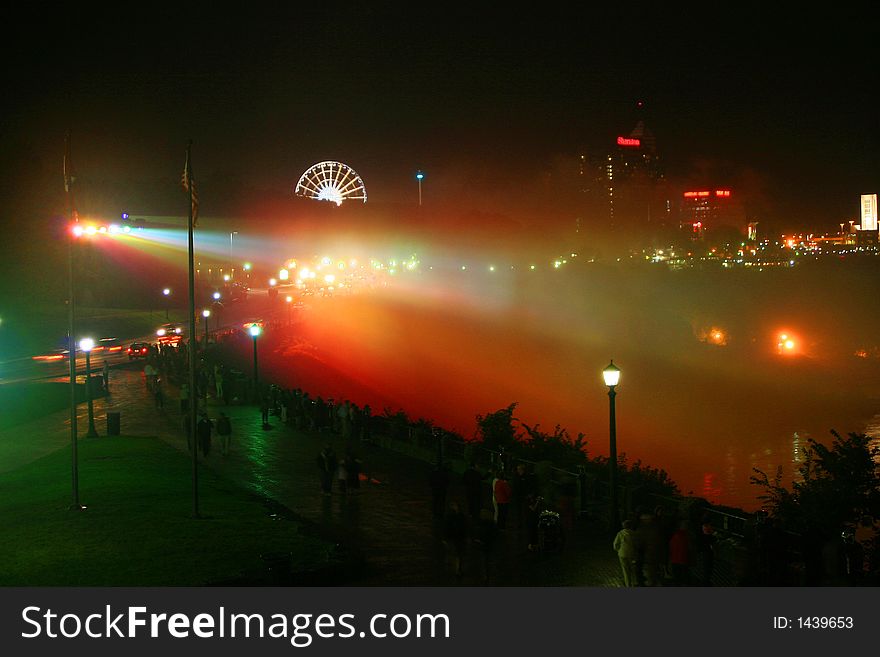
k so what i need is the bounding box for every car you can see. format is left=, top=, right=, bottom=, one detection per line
left=98, top=337, right=124, bottom=353
left=127, top=342, right=151, bottom=360
left=156, top=323, right=184, bottom=346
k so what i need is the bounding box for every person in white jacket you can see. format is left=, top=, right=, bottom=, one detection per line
left=613, top=520, right=640, bottom=587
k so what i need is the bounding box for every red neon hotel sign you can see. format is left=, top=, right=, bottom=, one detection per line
left=684, top=190, right=732, bottom=198
left=616, top=136, right=641, bottom=147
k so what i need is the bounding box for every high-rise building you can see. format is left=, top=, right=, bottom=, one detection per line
left=860, top=193, right=877, bottom=232
left=600, top=106, right=667, bottom=241
left=679, top=189, right=745, bottom=240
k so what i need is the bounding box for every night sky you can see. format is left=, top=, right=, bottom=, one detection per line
left=2, top=4, right=878, bottom=244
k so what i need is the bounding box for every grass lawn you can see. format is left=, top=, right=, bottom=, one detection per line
left=0, top=436, right=339, bottom=585
left=0, top=382, right=105, bottom=431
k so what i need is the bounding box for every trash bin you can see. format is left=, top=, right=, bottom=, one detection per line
left=107, top=412, right=121, bottom=436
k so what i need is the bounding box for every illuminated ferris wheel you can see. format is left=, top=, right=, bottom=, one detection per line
left=294, top=161, right=367, bottom=206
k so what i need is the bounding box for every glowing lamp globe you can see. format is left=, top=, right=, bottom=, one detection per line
left=79, top=338, right=95, bottom=353
left=249, top=325, right=262, bottom=338
left=202, top=309, right=211, bottom=318
left=603, top=361, right=621, bottom=387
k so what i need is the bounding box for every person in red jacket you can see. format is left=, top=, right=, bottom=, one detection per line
left=492, top=472, right=512, bottom=528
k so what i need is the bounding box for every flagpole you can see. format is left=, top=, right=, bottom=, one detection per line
left=65, top=131, right=81, bottom=511
left=185, top=140, right=200, bottom=518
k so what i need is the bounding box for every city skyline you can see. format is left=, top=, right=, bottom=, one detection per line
left=2, top=5, right=878, bottom=237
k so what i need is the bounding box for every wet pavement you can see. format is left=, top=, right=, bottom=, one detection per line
left=1, top=362, right=639, bottom=587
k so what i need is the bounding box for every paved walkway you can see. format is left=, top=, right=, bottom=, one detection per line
left=3, top=363, right=630, bottom=586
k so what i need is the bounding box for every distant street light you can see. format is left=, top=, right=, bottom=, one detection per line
left=286, top=295, right=293, bottom=326
left=249, top=324, right=262, bottom=397
left=416, top=170, right=425, bottom=207
left=229, top=231, right=238, bottom=263
left=80, top=338, right=99, bottom=437
left=202, top=309, right=211, bottom=345
left=602, top=360, right=621, bottom=533
left=162, top=288, right=171, bottom=320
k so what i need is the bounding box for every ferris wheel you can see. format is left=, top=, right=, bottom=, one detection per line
left=294, top=161, right=367, bottom=206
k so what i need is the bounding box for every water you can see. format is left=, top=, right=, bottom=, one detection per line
left=254, top=259, right=880, bottom=511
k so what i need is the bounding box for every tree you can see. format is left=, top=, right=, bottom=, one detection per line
left=475, top=403, right=520, bottom=452
left=751, top=431, right=880, bottom=536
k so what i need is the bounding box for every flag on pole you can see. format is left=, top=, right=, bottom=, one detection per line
left=181, top=144, right=200, bottom=227
left=63, top=133, right=75, bottom=194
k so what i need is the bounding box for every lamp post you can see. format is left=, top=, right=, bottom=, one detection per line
left=202, top=309, right=211, bottom=345
left=249, top=324, right=262, bottom=398
left=602, top=360, right=621, bottom=532
left=416, top=170, right=424, bottom=207
left=212, top=292, right=222, bottom=333
left=229, top=231, right=238, bottom=264
left=162, top=287, right=171, bottom=320
left=286, top=295, right=293, bottom=326
left=80, top=338, right=99, bottom=437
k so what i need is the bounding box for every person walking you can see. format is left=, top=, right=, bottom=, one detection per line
left=317, top=444, right=337, bottom=496
left=260, top=394, right=271, bottom=428
left=345, top=450, right=361, bottom=493
left=179, top=383, right=190, bottom=414
left=697, top=516, right=717, bottom=586
left=613, top=519, right=640, bottom=587
left=153, top=377, right=164, bottom=409
left=444, top=501, right=468, bottom=577
left=216, top=411, right=232, bottom=456
left=197, top=411, right=213, bottom=458
left=668, top=520, right=691, bottom=586
left=492, top=471, right=512, bottom=529
left=144, top=362, right=157, bottom=392
left=336, top=458, right=349, bottom=495
left=214, top=364, right=224, bottom=401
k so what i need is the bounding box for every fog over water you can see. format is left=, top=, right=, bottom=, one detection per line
left=253, top=242, right=880, bottom=511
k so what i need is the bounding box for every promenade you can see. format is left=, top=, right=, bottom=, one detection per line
left=2, top=361, right=633, bottom=586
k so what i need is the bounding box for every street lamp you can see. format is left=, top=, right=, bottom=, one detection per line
left=202, top=309, right=211, bottom=345
left=80, top=338, right=99, bottom=437
left=416, top=170, right=424, bottom=207
left=286, top=295, right=293, bottom=326
left=229, top=231, right=238, bottom=263
left=249, top=324, right=262, bottom=398
left=162, top=288, right=171, bottom=320
left=602, top=360, right=621, bottom=532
